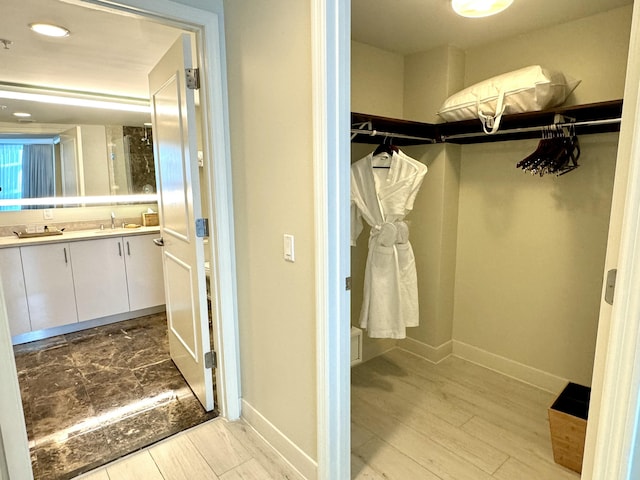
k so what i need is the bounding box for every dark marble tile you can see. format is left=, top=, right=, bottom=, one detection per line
left=101, top=403, right=171, bottom=454
left=133, top=358, right=181, bottom=381
left=25, top=365, right=85, bottom=398
left=112, top=344, right=169, bottom=371
left=14, top=342, right=74, bottom=377
left=167, top=393, right=217, bottom=434
left=66, top=331, right=116, bottom=351
left=34, top=428, right=114, bottom=480
left=31, top=384, right=94, bottom=440
left=30, top=449, right=40, bottom=480
left=113, top=330, right=165, bottom=355
left=83, top=369, right=145, bottom=415
left=13, top=335, right=67, bottom=356
left=69, top=340, right=122, bottom=376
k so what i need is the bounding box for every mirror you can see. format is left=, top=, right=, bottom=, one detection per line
left=0, top=88, right=157, bottom=210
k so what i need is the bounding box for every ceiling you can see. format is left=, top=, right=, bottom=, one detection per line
left=0, top=0, right=633, bottom=132
left=0, top=0, right=183, bottom=131
left=352, top=0, right=633, bottom=54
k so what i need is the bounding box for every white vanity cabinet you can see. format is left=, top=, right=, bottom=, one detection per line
left=21, top=242, right=78, bottom=331
left=70, top=237, right=130, bottom=322
left=0, top=247, right=31, bottom=336
left=3, top=228, right=165, bottom=340
left=123, top=234, right=165, bottom=311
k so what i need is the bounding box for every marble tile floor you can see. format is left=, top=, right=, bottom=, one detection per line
left=13, top=312, right=218, bottom=480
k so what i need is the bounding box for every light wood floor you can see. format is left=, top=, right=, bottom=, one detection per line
left=74, top=418, right=305, bottom=480
left=351, top=348, right=581, bottom=480
left=76, top=348, right=581, bottom=480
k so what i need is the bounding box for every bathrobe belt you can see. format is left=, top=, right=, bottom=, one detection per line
left=369, top=221, right=409, bottom=247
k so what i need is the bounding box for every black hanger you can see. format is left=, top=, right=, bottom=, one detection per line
left=372, top=137, right=398, bottom=168
left=373, top=136, right=398, bottom=157
left=517, top=124, right=580, bottom=177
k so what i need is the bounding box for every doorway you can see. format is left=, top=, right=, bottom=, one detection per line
left=0, top=1, right=239, bottom=479
left=354, top=1, right=634, bottom=478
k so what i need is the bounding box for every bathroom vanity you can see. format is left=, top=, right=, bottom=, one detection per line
left=0, top=227, right=165, bottom=342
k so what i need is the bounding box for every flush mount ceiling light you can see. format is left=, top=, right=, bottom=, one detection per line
left=12, top=112, right=31, bottom=118
left=452, top=0, right=514, bottom=18
left=29, top=23, right=70, bottom=38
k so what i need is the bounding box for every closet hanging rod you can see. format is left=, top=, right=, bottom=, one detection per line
left=350, top=128, right=436, bottom=144
left=440, top=117, right=622, bottom=142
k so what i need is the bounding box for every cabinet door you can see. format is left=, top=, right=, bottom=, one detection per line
left=71, top=237, right=129, bottom=322
left=124, top=234, right=166, bottom=311
left=0, top=248, right=31, bottom=336
left=21, top=243, right=78, bottom=331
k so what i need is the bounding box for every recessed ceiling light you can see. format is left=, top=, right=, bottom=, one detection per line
left=12, top=112, right=31, bottom=118
left=29, top=23, right=70, bottom=38
left=452, top=0, right=514, bottom=18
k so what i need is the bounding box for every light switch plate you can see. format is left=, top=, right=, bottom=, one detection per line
left=283, top=234, right=295, bottom=262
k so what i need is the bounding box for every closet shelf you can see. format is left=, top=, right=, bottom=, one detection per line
left=351, top=99, right=623, bottom=146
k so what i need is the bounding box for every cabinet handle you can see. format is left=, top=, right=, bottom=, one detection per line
left=64, top=247, right=68, bottom=264
left=118, top=242, right=122, bottom=257
left=127, top=241, right=131, bottom=256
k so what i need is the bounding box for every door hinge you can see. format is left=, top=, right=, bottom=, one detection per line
left=345, top=276, right=352, bottom=291
left=605, top=268, right=617, bottom=305
left=185, top=68, right=200, bottom=90
left=196, top=218, right=209, bottom=237
left=204, top=350, right=217, bottom=369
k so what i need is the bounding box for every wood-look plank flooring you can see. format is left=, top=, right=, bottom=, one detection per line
left=351, top=348, right=581, bottom=480
left=74, top=418, right=304, bottom=480
left=77, top=348, right=581, bottom=480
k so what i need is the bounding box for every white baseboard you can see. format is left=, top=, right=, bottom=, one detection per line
left=397, top=337, right=453, bottom=364
left=241, top=399, right=317, bottom=480
left=452, top=340, right=569, bottom=394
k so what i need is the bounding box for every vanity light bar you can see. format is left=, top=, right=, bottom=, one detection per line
left=0, top=194, right=157, bottom=208
left=0, top=88, right=150, bottom=113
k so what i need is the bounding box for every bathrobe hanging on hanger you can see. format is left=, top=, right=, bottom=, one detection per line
left=351, top=149, right=427, bottom=339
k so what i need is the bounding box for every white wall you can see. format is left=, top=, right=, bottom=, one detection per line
left=453, top=6, right=630, bottom=388
left=351, top=41, right=404, bottom=118
left=224, top=0, right=318, bottom=473
left=454, top=134, right=618, bottom=386
left=404, top=46, right=464, bottom=124
left=464, top=6, right=632, bottom=106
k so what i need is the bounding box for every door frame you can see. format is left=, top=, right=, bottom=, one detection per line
left=313, top=1, right=640, bottom=479
left=0, top=0, right=240, bottom=476
left=311, top=0, right=351, bottom=478
left=83, top=0, right=241, bottom=420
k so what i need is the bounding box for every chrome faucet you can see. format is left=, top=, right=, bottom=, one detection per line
left=111, top=211, right=116, bottom=229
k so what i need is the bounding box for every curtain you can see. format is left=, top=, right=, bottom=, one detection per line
left=21, top=144, right=55, bottom=209
left=0, top=144, right=23, bottom=211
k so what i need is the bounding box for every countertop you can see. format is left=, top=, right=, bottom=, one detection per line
left=0, top=226, right=161, bottom=248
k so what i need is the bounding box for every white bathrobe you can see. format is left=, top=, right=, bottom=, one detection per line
left=351, top=149, right=427, bottom=339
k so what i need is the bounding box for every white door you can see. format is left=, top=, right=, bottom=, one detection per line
left=149, top=34, right=214, bottom=411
